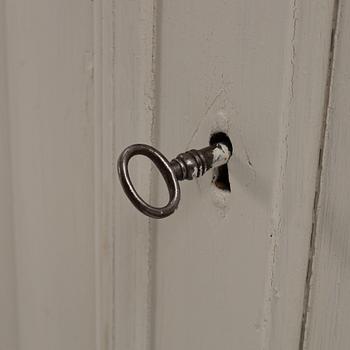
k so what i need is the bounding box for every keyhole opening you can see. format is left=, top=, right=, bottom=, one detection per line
left=210, top=132, right=232, bottom=192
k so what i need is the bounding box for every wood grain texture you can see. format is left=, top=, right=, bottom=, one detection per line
left=151, top=0, right=336, bottom=349
left=302, top=1, right=350, bottom=349
left=0, top=0, right=18, bottom=348
left=5, top=1, right=96, bottom=349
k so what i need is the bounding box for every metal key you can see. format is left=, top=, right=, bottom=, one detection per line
left=117, top=142, right=232, bottom=219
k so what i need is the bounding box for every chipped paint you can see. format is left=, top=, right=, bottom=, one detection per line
left=210, top=183, right=230, bottom=218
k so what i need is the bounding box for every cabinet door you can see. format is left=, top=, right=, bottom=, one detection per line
left=301, top=1, right=350, bottom=349
left=2, top=0, right=344, bottom=349
left=107, top=1, right=338, bottom=350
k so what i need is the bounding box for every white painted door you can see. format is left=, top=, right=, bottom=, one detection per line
left=1, top=0, right=349, bottom=349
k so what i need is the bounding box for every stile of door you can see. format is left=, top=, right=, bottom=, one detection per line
left=301, top=1, right=350, bottom=349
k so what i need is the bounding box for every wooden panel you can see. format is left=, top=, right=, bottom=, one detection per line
left=0, top=0, right=18, bottom=348
left=302, top=1, right=350, bottom=349
left=151, top=1, right=337, bottom=349
left=5, top=1, right=96, bottom=349
left=265, top=1, right=338, bottom=348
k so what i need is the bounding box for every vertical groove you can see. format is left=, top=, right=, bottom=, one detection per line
left=1, top=1, right=19, bottom=348
left=93, top=0, right=102, bottom=348
left=298, top=0, right=341, bottom=348
left=111, top=1, right=117, bottom=349
left=148, top=0, right=162, bottom=349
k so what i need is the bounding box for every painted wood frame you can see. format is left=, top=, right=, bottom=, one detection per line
left=2, top=0, right=348, bottom=349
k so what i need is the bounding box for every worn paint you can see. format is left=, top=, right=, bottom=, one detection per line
left=211, top=143, right=231, bottom=168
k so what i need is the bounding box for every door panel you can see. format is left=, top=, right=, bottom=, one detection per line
left=152, top=1, right=335, bottom=349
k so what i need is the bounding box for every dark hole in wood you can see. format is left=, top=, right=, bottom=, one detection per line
left=209, top=132, right=232, bottom=192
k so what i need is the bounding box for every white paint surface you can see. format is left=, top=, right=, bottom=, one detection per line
left=1, top=0, right=349, bottom=349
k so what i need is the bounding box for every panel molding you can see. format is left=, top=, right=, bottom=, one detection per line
left=93, top=1, right=114, bottom=349
left=94, top=0, right=158, bottom=349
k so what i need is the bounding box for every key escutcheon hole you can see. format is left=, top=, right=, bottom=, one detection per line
left=210, top=132, right=232, bottom=192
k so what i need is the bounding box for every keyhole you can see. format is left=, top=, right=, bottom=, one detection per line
left=210, top=132, right=232, bottom=192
